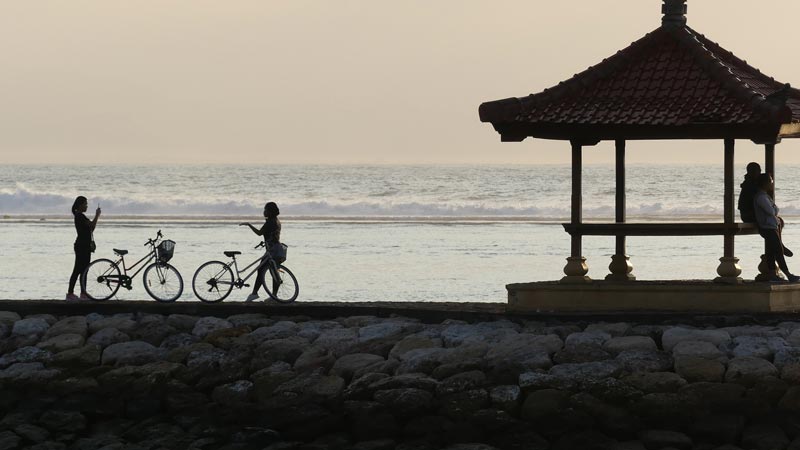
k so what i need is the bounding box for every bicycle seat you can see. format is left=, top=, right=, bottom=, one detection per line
left=113, top=248, right=128, bottom=256
left=224, top=251, right=241, bottom=257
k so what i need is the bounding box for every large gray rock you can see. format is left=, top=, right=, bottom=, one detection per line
left=565, top=331, right=611, bottom=350
left=674, top=356, right=725, bottom=382
left=49, top=345, right=101, bottom=369
left=36, top=333, right=85, bottom=353
left=723, top=336, right=775, bottom=360
left=374, top=388, right=433, bottom=416
left=192, top=317, right=233, bottom=338
left=250, top=321, right=299, bottom=341
left=88, top=316, right=137, bottom=334
left=549, top=360, right=622, bottom=382
left=483, top=334, right=559, bottom=378
left=166, top=314, right=200, bottom=331
left=489, top=385, right=521, bottom=412
left=330, top=353, right=386, bottom=382
left=741, top=423, right=790, bottom=450
left=616, top=350, right=674, bottom=373
left=87, top=328, right=130, bottom=348
left=101, top=341, right=164, bottom=366
left=0, top=346, right=52, bottom=368
left=638, top=429, right=692, bottom=450
left=603, top=336, right=657, bottom=355
left=585, top=322, right=631, bottom=337
left=11, top=318, right=49, bottom=337
left=293, top=346, right=336, bottom=373
left=661, top=327, right=731, bottom=352
left=44, top=316, right=87, bottom=339
left=356, top=321, right=423, bottom=355
left=0, top=362, right=60, bottom=382
left=672, top=340, right=727, bottom=361
left=388, top=336, right=442, bottom=360
left=623, top=372, right=687, bottom=393
left=297, top=320, right=342, bottom=341
left=211, top=380, right=254, bottom=406
left=312, top=327, right=359, bottom=357
left=725, top=356, right=778, bottom=386
left=0, top=311, right=21, bottom=323
left=440, top=322, right=519, bottom=347
left=521, top=388, right=570, bottom=421
left=128, top=320, right=177, bottom=346
left=227, top=313, right=272, bottom=329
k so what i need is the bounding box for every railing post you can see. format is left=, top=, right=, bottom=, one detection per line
left=562, top=141, right=591, bottom=283
left=607, top=139, right=635, bottom=281
left=716, top=138, right=742, bottom=283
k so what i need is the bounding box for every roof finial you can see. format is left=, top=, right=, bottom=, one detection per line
left=662, top=0, right=687, bottom=27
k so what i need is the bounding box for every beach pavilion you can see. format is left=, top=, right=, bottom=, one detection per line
left=479, top=0, right=800, bottom=311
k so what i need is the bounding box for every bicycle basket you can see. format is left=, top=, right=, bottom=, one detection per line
left=157, top=240, right=175, bottom=263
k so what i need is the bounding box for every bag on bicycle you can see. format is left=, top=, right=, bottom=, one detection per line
left=270, top=242, right=288, bottom=263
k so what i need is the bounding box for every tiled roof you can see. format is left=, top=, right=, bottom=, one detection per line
left=479, top=24, right=800, bottom=142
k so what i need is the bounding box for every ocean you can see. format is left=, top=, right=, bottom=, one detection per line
left=2, top=164, right=800, bottom=302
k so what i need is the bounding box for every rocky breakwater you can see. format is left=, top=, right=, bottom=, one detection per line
left=4, top=312, right=800, bottom=449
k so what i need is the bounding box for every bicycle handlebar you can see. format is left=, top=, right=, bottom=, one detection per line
left=144, top=230, right=164, bottom=246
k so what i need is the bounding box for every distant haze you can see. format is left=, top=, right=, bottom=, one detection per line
left=2, top=0, right=799, bottom=165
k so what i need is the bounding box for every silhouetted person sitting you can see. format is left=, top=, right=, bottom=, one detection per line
left=239, top=202, right=282, bottom=301
left=754, top=174, right=799, bottom=282
left=738, top=162, right=761, bottom=223
left=67, top=196, right=101, bottom=300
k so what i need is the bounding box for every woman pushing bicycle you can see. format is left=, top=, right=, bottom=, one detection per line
left=239, top=201, right=281, bottom=302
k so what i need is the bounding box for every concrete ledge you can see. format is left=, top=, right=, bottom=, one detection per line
left=508, top=280, right=800, bottom=313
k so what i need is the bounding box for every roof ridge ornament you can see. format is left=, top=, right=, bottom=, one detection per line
left=662, top=0, right=687, bottom=27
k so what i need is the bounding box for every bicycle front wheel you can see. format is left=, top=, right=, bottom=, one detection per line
left=143, top=263, right=184, bottom=302
left=82, top=258, right=122, bottom=301
left=263, top=263, right=299, bottom=303
left=192, top=261, right=234, bottom=303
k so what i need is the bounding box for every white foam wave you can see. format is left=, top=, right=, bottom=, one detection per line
left=3, top=184, right=799, bottom=219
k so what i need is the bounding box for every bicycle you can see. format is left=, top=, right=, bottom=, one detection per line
left=82, top=230, right=184, bottom=302
left=192, top=241, right=299, bottom=303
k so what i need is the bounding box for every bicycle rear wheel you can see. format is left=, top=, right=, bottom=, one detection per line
left=143, top=262, right=184, bottom=302
left=263, top=263, right=299, bottom=303
left=82, top=258, right=122, bottom=301
left=192, top=261, right=234, bottom=303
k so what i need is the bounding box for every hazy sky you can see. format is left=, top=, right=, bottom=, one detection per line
left=3, top=0, right=800, bottom=165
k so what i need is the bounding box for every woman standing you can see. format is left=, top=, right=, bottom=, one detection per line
left=240, top=201, right=281, bottom=301
left=754, top=174, right=800, bottom=282
left=67, top=196, right=101, bottom=300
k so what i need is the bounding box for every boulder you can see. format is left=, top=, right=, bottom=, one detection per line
left=191, top=317, right=233, bottom=338
left=0, top=362, right=60, bottom=382
left=166, top=314, right=200, bottom=331
left=88, top=316, right=137, bottom=334
left=521, top=389, right=570, bottom=421
left=293, top=346, right=336, bottom=373
left=724, top=336, right=774, bottom=360
left=0, top=346, right=52, bottom=368
left=101, top=341, right=163, bottom=366
left=725, top=356, right=778, bottom=386
left=211, top=380, right=254, bottom=406
left=638, top=429, right=692, bottom=450
left=11, top=318, right=49, bottom=337
left=128, top=320, right=176, bottom=346
left=330, top=354, right=386, bottom=382
left=227, top=313, right=273, bottom=329
left=661, top=327, right=731, bottom=352
left=671, top=340, right=726, bottom=361
left=782, top=364, right=800, bottom=384
left=440, top=322, right=518, bottom=347
left=159, top=332, right=200, bottom=350
left=36, top=333, right=85, bottom=353
left=49, top=345, right=101, bottom=369
left=585, top=322, right=631, bottom=337
left=44, top=316, right=87, bottom=339
left=564, top=331, right=611, bottom=350
left=0, top=311, right=21, bottom=324
left=38, top=410, right=86, bottom=432
left=86, top=328, right=130, bottom=348
left=388, top=336, right=442, bottom=360
left=312, top=328, right=359, bottom=357
left=740, top=423, right=790, bottom=450
left=674, top=356, right=725, bottom=382
left=489, top=385, right=521, bottom=412
left=250, top=321, right=300, bottom=341
left=549, top=360, right=622, bottom=382
left=373, top=388, right=433, bottom=416
left=623, top=372, right=687, bottom=393
left=0, top=431, right=21, bottom=449
left=436, top=370, right=487, bottom=396
left=603, top=336, right=657, bottom=355
left=13, top=424, right=49, bottom=443
left=616, top=350, right=674, bottom=373
left=297, top=320, right=342, bottom=341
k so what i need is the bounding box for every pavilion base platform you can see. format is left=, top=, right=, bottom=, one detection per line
left=508, top=280, right=800, bottom=313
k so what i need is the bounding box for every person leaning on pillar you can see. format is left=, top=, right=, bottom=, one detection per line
left=754, top=173, right=800, bottom=283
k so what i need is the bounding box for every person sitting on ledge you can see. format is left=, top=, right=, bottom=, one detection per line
left=754, top=173, right=799, bottom=282
left=738, top=162, right=761, bottom=223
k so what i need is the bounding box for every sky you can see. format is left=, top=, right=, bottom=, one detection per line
left=2, top=0, right=800, bottom=165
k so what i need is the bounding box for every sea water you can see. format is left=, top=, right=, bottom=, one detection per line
left=2, top=164, right=800, bottom=302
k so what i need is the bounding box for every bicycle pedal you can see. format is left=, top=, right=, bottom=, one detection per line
left=243, top=283, right=250, bottom=287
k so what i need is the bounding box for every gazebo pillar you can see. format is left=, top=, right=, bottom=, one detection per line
left=562, top=141, right=591, bottom=283
left=757, top=143, right=779, bottom=280
left=716, top=138, right=743, bottom=283
left=607, top=139, right=635, bottom=281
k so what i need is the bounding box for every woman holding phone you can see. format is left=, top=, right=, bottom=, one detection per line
left=67, top=196, right=101, bottom=301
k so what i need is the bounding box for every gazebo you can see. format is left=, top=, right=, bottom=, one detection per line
left=479, top=0, right=800, bottom=311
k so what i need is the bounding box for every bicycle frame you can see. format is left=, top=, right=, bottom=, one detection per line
left=226, top=252, right=274, bottom=289
left=116, top=248, right=156, bottom=281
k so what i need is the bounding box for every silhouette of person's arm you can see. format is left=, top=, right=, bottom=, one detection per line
left=91, top=206, right=101, bottom=230
left=239, top=222, right=263, bottom=236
